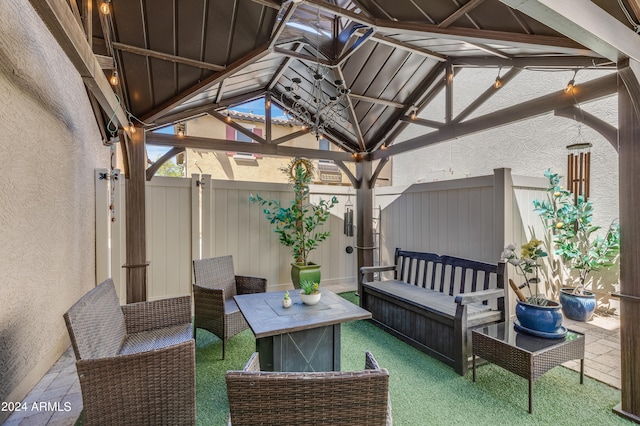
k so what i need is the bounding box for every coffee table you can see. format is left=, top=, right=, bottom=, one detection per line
left=234, top=289, right=371, bottom=372
left=472, top=321, right=585, bottom=414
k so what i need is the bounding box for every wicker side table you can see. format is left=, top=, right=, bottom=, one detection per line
left=472, top=321, right=585, bottom=414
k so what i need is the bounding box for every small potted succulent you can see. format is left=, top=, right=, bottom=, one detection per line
left=299, top=280, right=321, bottom=306
left=282, top=290, right=292, bottom=308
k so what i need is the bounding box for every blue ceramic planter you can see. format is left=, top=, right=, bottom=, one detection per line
left=559, top=288, right=596, bottom=321
left=515, top=300, right=563, bottom=333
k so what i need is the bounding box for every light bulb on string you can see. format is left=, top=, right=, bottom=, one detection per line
left=109, top=70, right=119, bottom=86
left=99, top=1, right=110, bottom=15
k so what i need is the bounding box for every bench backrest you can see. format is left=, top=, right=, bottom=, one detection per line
left=394, top=249, right=505, bottom=297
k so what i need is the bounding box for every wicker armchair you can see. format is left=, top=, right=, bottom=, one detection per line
left=63, top=278, right=195, bottom=425
left=225, top=351, right=392, bottom=426
left=193, top=255, right=267, bottom=359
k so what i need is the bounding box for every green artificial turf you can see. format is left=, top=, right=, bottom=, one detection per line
left=78, top=291, right=631, bottom=425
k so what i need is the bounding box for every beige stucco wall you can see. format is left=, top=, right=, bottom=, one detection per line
left=180, top=114, right=358, bottom=184
left=0, top=1, right=109, bottom=418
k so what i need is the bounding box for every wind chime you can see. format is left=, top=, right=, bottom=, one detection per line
left=566, top=141, right=592, bottom=205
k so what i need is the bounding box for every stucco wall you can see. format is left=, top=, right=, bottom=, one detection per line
left=393, top=67, right=620, bottom=305
left=0, top=0, right=109, bottom=416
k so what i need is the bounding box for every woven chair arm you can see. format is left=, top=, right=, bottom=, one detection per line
left=242, top=352, right=261, bottom=372
left=454, top=288, right=505, bottom=305
left=76, top=340, right=195, bottom=425
left=122, top=295, right=191, bottom=334
left=236, top=276, right=267, bottom=294
left=193, top=284, right=225, bottom=305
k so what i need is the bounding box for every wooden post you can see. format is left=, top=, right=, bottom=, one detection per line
left=615, top=68, right=640, bottom=423
left=493, top=168, right=514, bottom=316
left=123, top=128, right=148, bottom=303
left=356, top=159, right=373, bottom=297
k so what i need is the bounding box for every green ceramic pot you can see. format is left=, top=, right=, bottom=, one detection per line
left=290, top=263, right=321, bottom=289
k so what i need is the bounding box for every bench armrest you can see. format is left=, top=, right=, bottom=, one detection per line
left=122, top=296, right=192, bottom=334
left=454, top=288, right=505, bottom=305
left=360, top=265, right=396, bottom=283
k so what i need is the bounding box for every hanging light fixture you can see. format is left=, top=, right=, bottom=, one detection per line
left=176, top=122, right=186, bottom=137
left=281, top=9, right=350, bottom=140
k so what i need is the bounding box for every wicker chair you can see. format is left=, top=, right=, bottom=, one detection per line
left=193, top=255, right=267, bottom=359
left=225, top=351, right=392, bottom=426
left=63, top=278, right=195, bottom=425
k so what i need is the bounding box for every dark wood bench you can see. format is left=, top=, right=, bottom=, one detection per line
left=360, top=249, right=505, bottom=375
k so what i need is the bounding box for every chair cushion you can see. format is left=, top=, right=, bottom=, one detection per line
left=119, top=323, right=193, bottom=355
left=64, top=278, right=126, bottom=360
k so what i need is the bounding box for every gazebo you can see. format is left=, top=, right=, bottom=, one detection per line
left=4, top=0, right=640, bottom=422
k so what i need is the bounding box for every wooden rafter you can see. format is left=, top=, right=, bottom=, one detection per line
left=273, top=47, right=333, bottom=66
left=367, top=33, right=447, bottom=62
left=553, top=106, right=617, bottom=150
left=398, top=116, right=443, bottom=129
left=269, top=2, right=297, bottom=48
left=207, top=109, right=267, bottom=144
left=28, top=0, right=129, bottom=129
left=500, top=0, right=640, bottom=62
left=439, top=0, right=486, bottom=28
left=111, top=42, right=225, bottom=71
left=350, top=93, right=404, bottom=109
left=145, top=132, right=355, bottom=162
left=374, top=72, right=617, bottom=159
left=335, top=67, right=366, bottom=150
left=452, top=56, right=613, bottom=68
left=453, top=67, right=522, bottom=123
left=272, top=128, right=311, bottom=145
left=141, top=43, right=271, bottom=123
left=145, top=147, right=185, bottom=181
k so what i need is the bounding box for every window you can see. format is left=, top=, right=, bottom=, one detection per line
left=226, top=125, right=263, bottom=160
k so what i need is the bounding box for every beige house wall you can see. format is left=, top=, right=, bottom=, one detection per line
left=0, top=1, right=110, bottom=418
left=170, top=114, right=391, bottom=185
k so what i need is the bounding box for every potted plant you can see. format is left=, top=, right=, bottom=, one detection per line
left=249, top=158, right=338, bottom=288
left=282, top=290, right=292, bottom=308
left=299, top=280, right=321, bottom=305
left=501, top=239, right=564, bottom=337
left=533, top=170, right=620, bottom=321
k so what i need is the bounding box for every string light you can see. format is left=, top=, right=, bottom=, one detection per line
left=410, top=106, right=417, bottom=120
left=176, top=122, right=185, bottom=137
left=99, top=1, right=110, bottom=15
left=565, top=70, right=578, bottom=94
left=494, top=67, right=503, bottom=89
left=109, top=70, right=119, bottom=86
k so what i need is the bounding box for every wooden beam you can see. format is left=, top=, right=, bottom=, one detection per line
left=350, top=93, right=405, bottom=109
left=337, top=28, right=375, bottom=65
left=398, top=116, right=443, bottom=129
left=265, top=93, right=272, bottom=143
left=618, top=59, right=640, bottom=119
left=142, top=43, right=271, bottom=123
left=466, top=42, right=512, bottom=59
left=272, top=128, right=310, bottom=145
left=374, top=72, right=617, bottom=159
left=207, top=109, right=267, bottom=144
left=145, top=132, right=356, bottom=162
left=268, top=43, right=303, bottom=90
left=554, top=106, right=617, bottom=150
left=374, top=19, right=591, bottom=55
left=111, top=41, right=225, bottom=71
left=269, top=2, right=297, bottom=48
left=629, top=0, right=640, bottom=24
left=335, top=67, right=366, bottom=150
left=454, top=67, right=522, bottom=123
left=614, top=71, right=640, bottom=423
left=445, top=63, right=453, bottom=123
left=29, top=0, right=129, bottom=128
left=124, top=127, right=148, bottom=302
left=439, top=0, right=486, bottom=28
left=368, top=33, right=447, bottom=62
left=145, top=147, right=185, bottom=181
left=250, top=0, right=280, bottom=9
left=452, top=56, right=613, bottom=68
left=371, top=157, right=389, bottom=186
left=499, top=0, right=640, bottom=62
left=273, top=47, right=333, bottom=66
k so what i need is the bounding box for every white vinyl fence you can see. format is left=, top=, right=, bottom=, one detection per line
left=96, top=172, right=357, bottom=302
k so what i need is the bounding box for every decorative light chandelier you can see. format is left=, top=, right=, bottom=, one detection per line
left=281, top=10, right=351, bottom=140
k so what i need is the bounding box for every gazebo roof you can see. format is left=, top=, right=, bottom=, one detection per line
left=83, top=0, right=633, bottom=156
